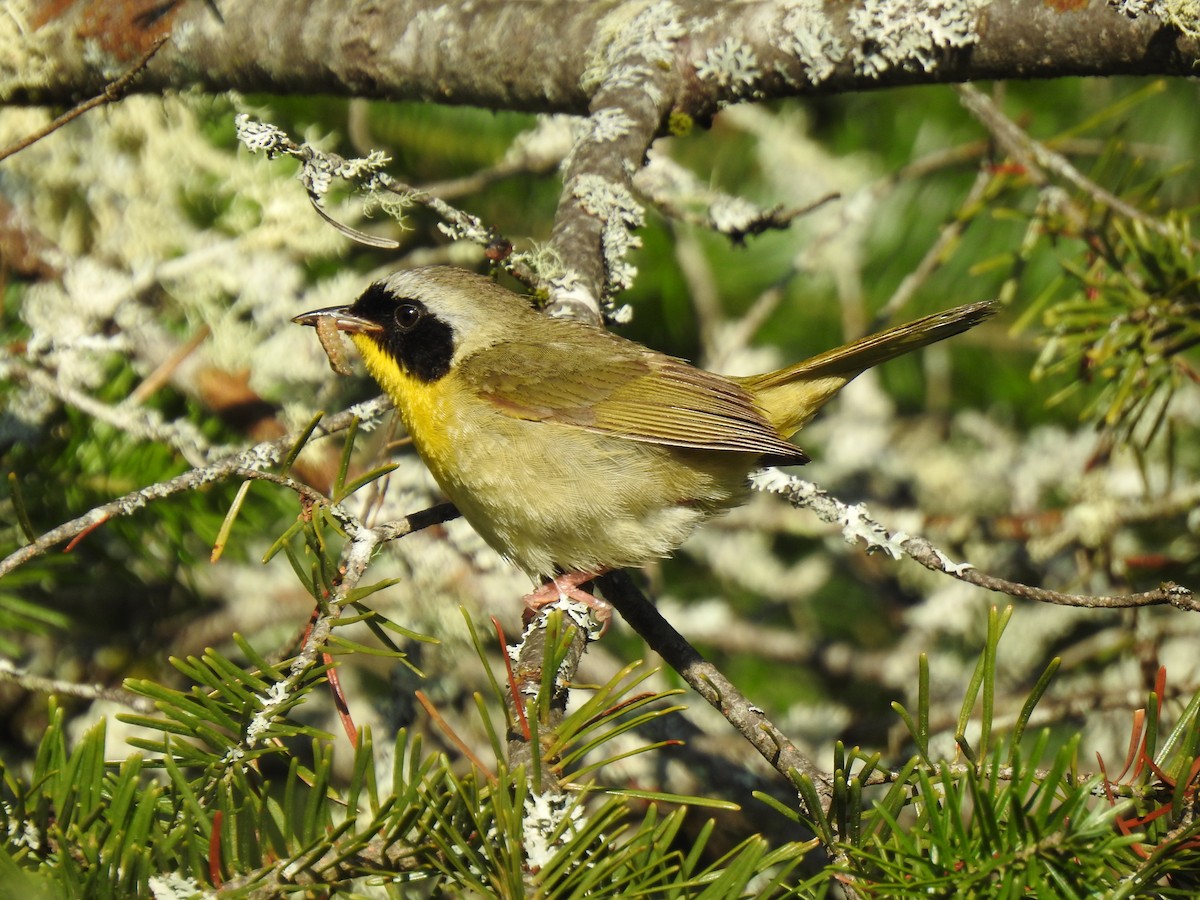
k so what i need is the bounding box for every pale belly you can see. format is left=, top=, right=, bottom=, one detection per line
left=412, top=410, right=754, bottom=579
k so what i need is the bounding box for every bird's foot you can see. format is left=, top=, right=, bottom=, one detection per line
left=523, top=570, right=612, bottom=634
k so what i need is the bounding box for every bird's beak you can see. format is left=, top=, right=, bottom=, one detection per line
left=292, top=306, right=384, bottom=334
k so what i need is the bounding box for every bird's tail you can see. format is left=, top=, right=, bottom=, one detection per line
left=735, top=300, right=997, bottom=438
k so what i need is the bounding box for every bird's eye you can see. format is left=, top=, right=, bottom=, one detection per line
left=394, top=301, right=423, bottom=332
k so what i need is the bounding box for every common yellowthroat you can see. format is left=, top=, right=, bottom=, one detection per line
left=295, top=267, right=993, bottom=600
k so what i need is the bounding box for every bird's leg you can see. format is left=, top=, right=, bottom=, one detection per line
left=523, top=570, right=613, bottom=627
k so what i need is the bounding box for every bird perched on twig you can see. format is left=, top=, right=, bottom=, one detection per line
left=296, top=267, right=994, bottom=613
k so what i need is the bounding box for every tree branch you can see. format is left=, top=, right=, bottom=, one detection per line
left=8, top=1, right=1198, bottom=112
left=597, top=570, right=834, bottom=804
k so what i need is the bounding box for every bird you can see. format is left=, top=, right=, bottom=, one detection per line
left=295, top=266, right=994, bottom=610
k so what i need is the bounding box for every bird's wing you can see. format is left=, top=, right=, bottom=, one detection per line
left=458, top=337, right=809, bottom=463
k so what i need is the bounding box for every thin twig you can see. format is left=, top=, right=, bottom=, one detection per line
left=234, top=115, right=540, bottom=288
left=639, top=154, right=838, bottom=243
left=128, top=323, right=212, bottom=404
left=0, top=36, right=170, bottom=163
left=869, top=165, right=994, bottom=330
left=414, top=115, right=572, bottom=199
left=245, top=526, right=379, bottom=748
left=0, top=659, right=157, bottom=713
left=956, top=83, right=1185, bottom=244
left=0, top=397, right=393, bottom=579
left=752, top=470, right=1198, bottom=614
left=374, top=502, right=460, bottom=542
left=904, top=535, right=1197, bottom=612
left=675, top=229, right=795, bottom=372
left=13, top=362, right=214, bottom=467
